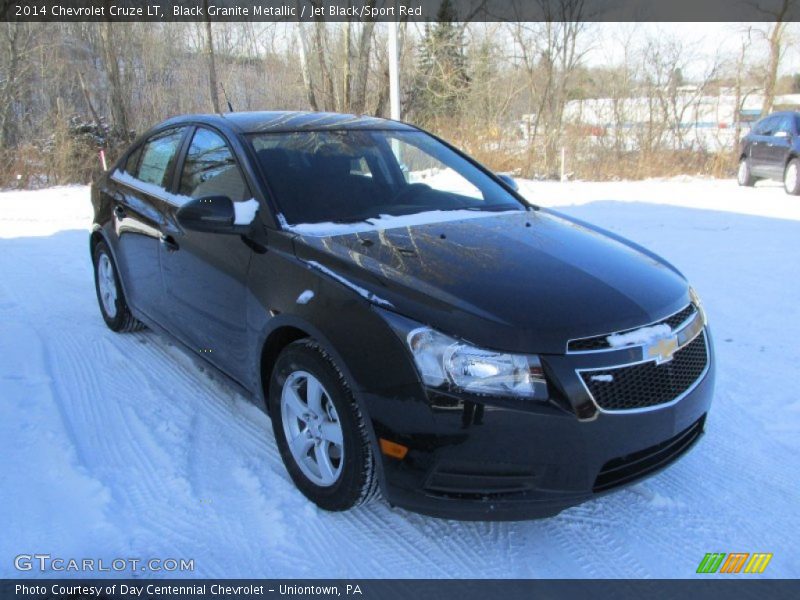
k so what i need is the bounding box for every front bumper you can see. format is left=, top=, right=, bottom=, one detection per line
left=361, top=334, right=715, bottom=521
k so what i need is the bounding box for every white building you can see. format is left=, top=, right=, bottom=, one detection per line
left=522, top=89, right=800, bottom=152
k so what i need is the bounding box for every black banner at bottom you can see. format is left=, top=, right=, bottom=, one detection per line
left=2, top=579, right=799, bottom=600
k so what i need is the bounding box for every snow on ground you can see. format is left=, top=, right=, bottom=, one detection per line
left=1, top=179, right=798, bottom=578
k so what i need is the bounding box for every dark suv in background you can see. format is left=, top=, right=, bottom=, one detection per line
left=738, top=110, right=800, bottom=194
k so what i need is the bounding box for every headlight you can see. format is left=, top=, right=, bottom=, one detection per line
left=406, top=326, right=548, bottom=400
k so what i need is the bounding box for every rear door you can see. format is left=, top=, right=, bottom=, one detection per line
left=110, top=127, right=188, bottom=321
left=159, top=126, right=255, bottom=383
left=764, top=114, right=793, bottom=176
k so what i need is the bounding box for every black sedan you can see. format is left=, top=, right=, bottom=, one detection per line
left=738, top=110, right=800, bottom=194
left=90, top=111, right=715, bottom=520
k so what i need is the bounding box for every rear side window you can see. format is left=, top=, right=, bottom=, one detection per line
left=123, top=145, right=143, bottom=176
left=137, top=128, right=186, bottom=189
left=776, top=115, right=793, bottom=134
left=179, top=128, right=248, bottom=201
left=756, top=117, right=778, bottom=136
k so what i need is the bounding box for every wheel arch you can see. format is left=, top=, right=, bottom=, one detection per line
left=257, top=315, right=388, bottom=493
left=257, top=315, right=368, bottom=413
left=89, top=225, right=132, bottom=302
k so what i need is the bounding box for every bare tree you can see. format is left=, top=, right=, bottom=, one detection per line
left=0, top=23, right=33, bottom=148
left=203, top=0, right=221, bottom=113
left=733, top=27, right=754, bottom=148
left=296, top=10, right=379, bottom=114
left=753, top=0, right=795, bottom=115
left=509, top=0, right=590, bottom=176
left=99, top=20, right=130, bottom=136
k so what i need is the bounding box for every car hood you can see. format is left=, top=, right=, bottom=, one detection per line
left=292, top=210, right=690, bottom=354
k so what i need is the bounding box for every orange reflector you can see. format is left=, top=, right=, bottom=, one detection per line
left=379, top=438, right=409, bottom=459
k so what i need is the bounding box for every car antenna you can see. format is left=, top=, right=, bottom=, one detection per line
left=220, top=83, right=234, bottom=112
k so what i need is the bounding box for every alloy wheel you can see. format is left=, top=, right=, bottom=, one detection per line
left=97, top=253, right=118, bottom=318
left=280, top=370, right=344, bottom=487
left=785, top=162, right=798, bottom=192
left=738, top=160, right=749, bottom=185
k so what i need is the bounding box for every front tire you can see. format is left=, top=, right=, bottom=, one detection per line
left=269, top=340, right=378, bottom=511
left=737, top=157, right=756, bottom=187
left=92, top=240, right=143, bottom=332
left=784, top=158, right=800, bottom=195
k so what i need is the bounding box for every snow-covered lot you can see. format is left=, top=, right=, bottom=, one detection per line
left=1, top=178, right=798, bottom=578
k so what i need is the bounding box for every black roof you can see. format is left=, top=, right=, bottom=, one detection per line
left=159, top=111, right=416, bottom=134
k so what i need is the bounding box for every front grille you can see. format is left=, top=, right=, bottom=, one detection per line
left=568, top=304, right=696, bottom=352
left=580, top=331, right=708, bottom=411
left=594, top=415, right=705, bottom=492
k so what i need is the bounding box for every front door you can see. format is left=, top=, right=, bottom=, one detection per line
left=748, top=116, right=777, bottom=175
left=764, top=114, right=793, bottom=177
left=159, top=126, right=255, bottom=384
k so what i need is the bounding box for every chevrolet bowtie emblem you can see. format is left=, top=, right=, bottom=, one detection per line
left=646, top=335, right=679, bottom=365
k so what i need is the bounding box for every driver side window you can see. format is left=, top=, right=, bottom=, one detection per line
left=179, top=128, right=249, bottom=201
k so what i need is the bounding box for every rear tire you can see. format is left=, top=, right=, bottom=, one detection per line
left=92, top=240, right=143, bottom=333
left=784, top=158, right=800, bottom=195
left=737, top=157, right=756, bottom=187
left=269, top=339, right=379, bottom=511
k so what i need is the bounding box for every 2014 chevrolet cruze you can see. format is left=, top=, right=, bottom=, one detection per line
left=90, top=111, right=715, bottom=520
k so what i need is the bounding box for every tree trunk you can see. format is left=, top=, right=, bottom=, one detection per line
left=350, top=19, right=376, bottom=115
left=313, top=20, right=336, bottom=111
left=761, top=1, right=791, bottom=116
left=343, top=18, right=351, bottom=112
left=203, top=0, right=221, bottom=113
left=100, top=18, right=129, bottom=136
left=297, top=24, right=319, bottom=111
left=0, top=23, right=24, bottom=149
left=762, top=22, right=785, bottom=115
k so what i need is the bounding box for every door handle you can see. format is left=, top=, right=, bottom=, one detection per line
left=114, top=205, right=126, bottom=220
left=160, top=234, right=179, bottom=252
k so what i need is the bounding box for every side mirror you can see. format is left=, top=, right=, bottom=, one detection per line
left=774, top=130, right=789, bottom=138
left=496, top=173, right=519, bottom=192
left=176, top=195, right=248, bottom=234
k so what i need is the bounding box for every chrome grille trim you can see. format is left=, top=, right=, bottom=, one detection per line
left=567, top=303, right=698, bottom=355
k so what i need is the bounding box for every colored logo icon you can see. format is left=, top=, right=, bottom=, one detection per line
left=697, top=553, right=772, bottom=574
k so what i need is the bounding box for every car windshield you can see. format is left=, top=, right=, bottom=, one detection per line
left=248, top=129, right=525, bottom=225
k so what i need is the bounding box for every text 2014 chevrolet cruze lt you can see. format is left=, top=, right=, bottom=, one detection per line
left=90, top=111, right=715, bottom=520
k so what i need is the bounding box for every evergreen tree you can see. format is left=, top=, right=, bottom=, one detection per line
left=411, top=0, right=470, bottom=121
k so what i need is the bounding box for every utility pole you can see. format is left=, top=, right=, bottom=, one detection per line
left=388, top=20, right=401, bottom=121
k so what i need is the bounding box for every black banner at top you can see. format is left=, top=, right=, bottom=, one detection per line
left=3, top=0, right=800, bottom=22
